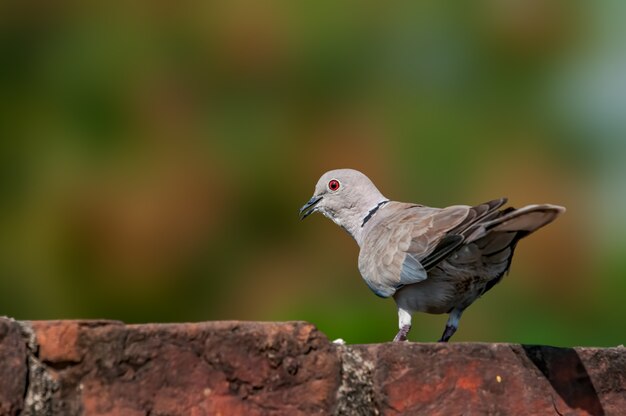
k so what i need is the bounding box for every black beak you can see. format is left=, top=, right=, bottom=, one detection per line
left=299, top=196, right=323, bottom=220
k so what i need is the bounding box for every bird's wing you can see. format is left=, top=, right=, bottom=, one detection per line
left=357, top=202, right=467, bottom=297
left=418, top=197, right=508, bottom=269
left=358, top=198, right=508, bottom=298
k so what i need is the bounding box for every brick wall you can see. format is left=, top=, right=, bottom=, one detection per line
left=0, top=318, right=623, bottom=415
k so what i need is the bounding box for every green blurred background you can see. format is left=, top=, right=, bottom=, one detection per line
left=1, top=1, right=625, bottom=346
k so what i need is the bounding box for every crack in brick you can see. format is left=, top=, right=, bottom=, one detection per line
left=334, top=345, right=379, bottom=416
left=18, top=322, right=59, bottom=416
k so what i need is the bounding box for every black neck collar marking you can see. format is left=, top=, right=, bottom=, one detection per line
left=361, top=200, right=389, bottom=227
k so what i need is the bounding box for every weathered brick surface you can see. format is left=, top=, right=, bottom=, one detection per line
left=1, top=317, right=624, bottom=415
left=26, top=320, right=340, bottom=416
left=360, top=342, right=626, bottom=415
left=0, top=318, right=26, bottom=416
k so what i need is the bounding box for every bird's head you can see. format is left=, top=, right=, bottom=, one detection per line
left=299, top=169, right=387, bottom=237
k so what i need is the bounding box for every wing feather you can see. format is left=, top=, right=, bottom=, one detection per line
left=358, top=198, right=511, bottom=297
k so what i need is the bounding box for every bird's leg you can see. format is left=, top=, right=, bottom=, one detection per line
left=393, top=307, right=412, bottom=342
left=439, top=326, right=456, bottom=343
left=394, top=325, right=410, bottom=342
left=438, top=308, right=464, bottom=342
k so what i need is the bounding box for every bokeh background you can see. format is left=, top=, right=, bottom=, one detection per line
left=1, top=1, right=625, bottom=346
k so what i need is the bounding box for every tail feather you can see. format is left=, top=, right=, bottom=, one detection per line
left=476, top=231, right=516, bottom=253
left=465, top=204, right=564, bottom=243
left=485, top=204, right=565, bottom=234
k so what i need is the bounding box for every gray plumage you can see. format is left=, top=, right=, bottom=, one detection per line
left=300, top=168, right=565, bottom=342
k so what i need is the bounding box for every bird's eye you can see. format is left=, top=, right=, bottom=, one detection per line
left=328, top=179, right=340, bottom=191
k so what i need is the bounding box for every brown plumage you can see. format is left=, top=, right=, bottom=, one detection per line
left=300, top=169, right=565, bottom=342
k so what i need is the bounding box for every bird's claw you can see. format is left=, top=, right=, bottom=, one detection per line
left=393, top=324, right=411, bottom=342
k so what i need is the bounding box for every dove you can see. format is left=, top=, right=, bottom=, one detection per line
left=299, top=168, right=565, bottom=342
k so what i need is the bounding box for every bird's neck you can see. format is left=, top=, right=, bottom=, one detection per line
left=328, top=198, right=389, bottom=246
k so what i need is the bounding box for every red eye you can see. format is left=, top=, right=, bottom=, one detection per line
left=328, top=179, right=340, bottom=191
